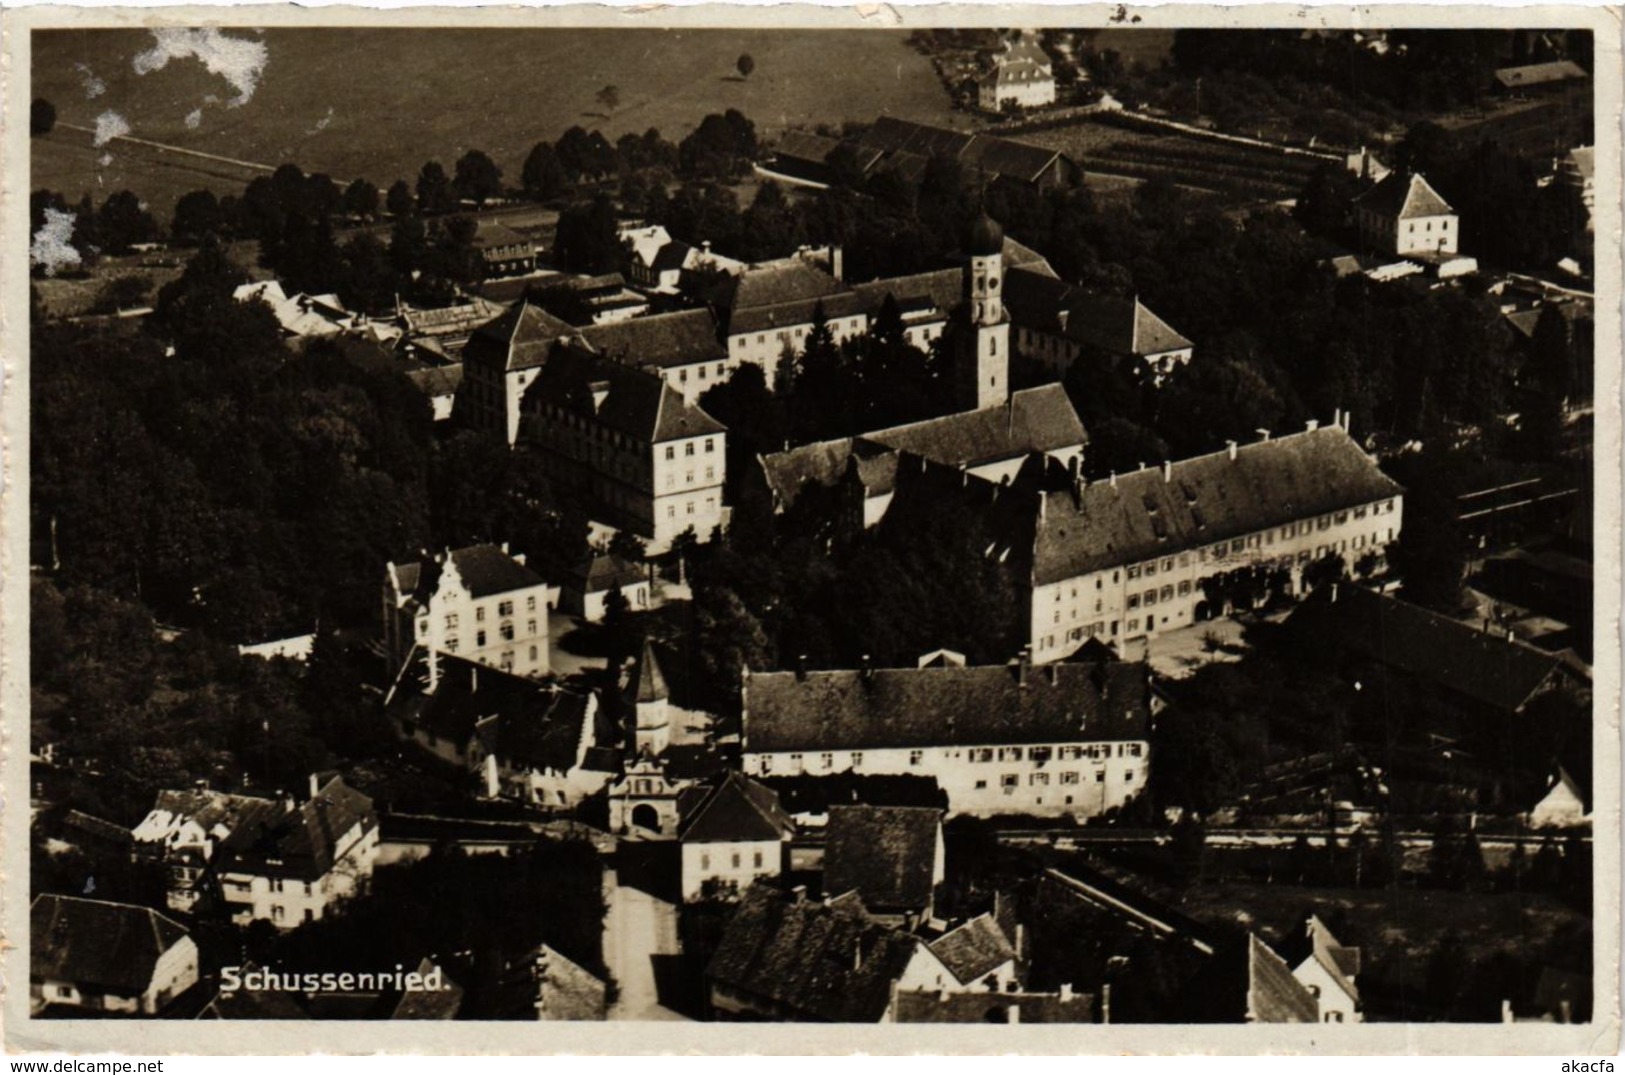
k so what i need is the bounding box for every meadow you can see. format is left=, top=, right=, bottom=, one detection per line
left=32, top=27, right=957, bottom=219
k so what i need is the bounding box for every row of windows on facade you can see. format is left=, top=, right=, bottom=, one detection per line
left=975, top=769, right=1135, bottom=791
left=439, top=640, right=543, bottom=669
left=663, top=438, right=717, bottom=461
left=663, top=467, right=717, bottom=489
left=1120, top=501, right=1398, bottom=582
left=676, top=362, right=732, bottom=384
left=759, top=742, right=1143, bottom=774
left=664, top=495, right=718, bottom=520
left=225, top=877, right=316, bottom=896
left=437, top=596, right=536, bottom=630
left=699, top=849, right=768, bottom=871
left=731, top=318, right=865, bottom=351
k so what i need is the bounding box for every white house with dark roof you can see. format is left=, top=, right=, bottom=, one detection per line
left=31, top=895, right=200, bottom=1015
left=1530, top=766, right=1591, bottom=828
left=214, top=774, right=379, bottom=930
left=1352, top=171, right=1458, bottom=257
left=895, top=416, right=1403, bottom=662
left=383, top=543, right=555, bottom=688
left=678, top=772, right=796, bottom=900
left=978, top=30, right=1057, bottom=112
left=927, top=912, right=1020, bottom=992
left=560, top=549, right=649, bottom=623
left=131, top=787, right=285, bottom=913
left=742, top=656, right=1151, bottom=818
left=1281, top=915, right=1362, bottom=1023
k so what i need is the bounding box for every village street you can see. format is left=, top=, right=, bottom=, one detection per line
left=603, top=860, right=688, bottom=1021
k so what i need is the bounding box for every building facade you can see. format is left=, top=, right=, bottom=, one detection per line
left=384, top=543, right=554, bottom=687
left=214, top=775, right=380, bottom=931
left=31, top=895, right=200, bottom=1015
left=1352, top=172, right=1459, bottom=257
left=742, top=655, right=1152, bottom=819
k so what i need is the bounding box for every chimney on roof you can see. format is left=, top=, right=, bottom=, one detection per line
left=1060, top=982, right=1073, bottom=1001
left=1109, top=471, right=1117, bottom=488
left=1102, top=983, right=1112, bottom=1025
left=1162, top=460, right=1172, bottom=483
left=795, top=654, right=809, bottom=682
left=1332, top=408, right=1342, bottom=430
left=309, top=772, right=321, bottom=799
left=792, top=884, right=808, bottom=903
left=853, top=935, right=864, bottom=971
left=1330, top=583, right=1339, bottom=603
left=1343, top=409, right=1353, bottom=435
left=1014, top=647, right=1031, bottom=687
left=860, top=654, right=874, bottom=684
left=1226, top=440, right=1238, bottom=461
left=1006, top=1003, right=1020, bottom=1024
left=1257, top=428, right=1271, bottom=442
left=1307, top=419, right=1320, bottom=432
left=1047, top=663, right=1059, bottom=687
left=702, top=240, right=713, bottom=255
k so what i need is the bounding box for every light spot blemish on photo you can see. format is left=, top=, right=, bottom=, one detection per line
left=185, top=108, right=203, bottom=130
left=30, top=208, right=81, bottom=277
left=76, top=62, right=106, bottom=99
left=132, top=27, right=270, bottom=107
left=93, top=110, right=130, bottom=146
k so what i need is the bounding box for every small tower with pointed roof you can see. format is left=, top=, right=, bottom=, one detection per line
left=955, top=212, right=1012, bottom=411
left=630, top=637, right=671, bottom=757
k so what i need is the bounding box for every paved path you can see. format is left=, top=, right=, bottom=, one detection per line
left=603, top=869, right=687, bottom=1021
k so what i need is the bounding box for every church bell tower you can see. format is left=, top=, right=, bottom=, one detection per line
left=956, top=212, right=1011, bottom=411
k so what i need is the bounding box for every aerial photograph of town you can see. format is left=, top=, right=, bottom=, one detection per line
left=19, top=17, right=1605, bottom=1038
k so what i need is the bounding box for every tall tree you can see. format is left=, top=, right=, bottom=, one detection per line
left=453, top=150, right=504, bottom=207
left=415, top=161, right=453, bottom=215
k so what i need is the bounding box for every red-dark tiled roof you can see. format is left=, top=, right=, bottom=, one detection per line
left=744, top=659, right=1148, bottom=754
left=679, top=772, right=794, bottom=844
left=823, top=805, right=942, bottom=912
left=32, top=895, right=191, bottom=997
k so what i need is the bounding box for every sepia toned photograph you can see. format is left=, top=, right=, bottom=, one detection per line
left=5, top=5, right=1618, bottom=1054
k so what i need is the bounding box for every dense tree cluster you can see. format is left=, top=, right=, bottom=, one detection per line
left=255, top=842, right=609, bottom=1014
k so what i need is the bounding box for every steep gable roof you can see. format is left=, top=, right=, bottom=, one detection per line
left=1285, top=585, right=1565, bottom=714
left=705, top=886, right=927, bottom=1021
left=447, top=544, right=546, bottom=598
left=1183, top=933, right=1320, bottom=1023
left=477, top=687, right=595, bottom=775
left=679, top=771, right=794, bottom=844
left=1004, top=273, right=1191, bottom=357
left=463, top=300, right=575, bottom=373
left=744, top=659, right=1149, bottom=754
left=823, top=805, right=942, bottom=912
left=1279, top=915, right=1361, bottom=1006
left=216, top=776, right=375, bottom=882
left=1023, top=425, right=1403, bottom=586
left=929, top=913, right=1017, bottom=985
left=524, top=346, right=724, bottom=443
left=32, top=894, right=191, bottom=997
left=1353, top=172, right=1455, bottom=220
left=632, top=637, right=670, bottom=704
left=894, top=989, right=1094, bottom=1023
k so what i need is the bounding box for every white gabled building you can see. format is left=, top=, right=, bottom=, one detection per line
left=1352, top=171, right=1459, bottom=258
left=384, top=543, right=555, bottom=688
left=742, top=652, right=1151, bottom=819
left=978, top=31, right=1058, bottom=112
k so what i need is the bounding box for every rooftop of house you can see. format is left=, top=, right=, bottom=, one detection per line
left=1005, top=275, right=1193, bottom=357
left=823, top=805, right=942, bottom=912
left=928, top=912, right=1017, bottom=986
left=1285, top=584, right=1567, bottom=714
left=759, top=384, right=1085, bottom=512
left=523, top=345, right=725, bottom=444
left=32, top=894, right=191, bottom=997
left=388, top=958, right=466, bottom=1020
left=570, top=549, right=645, bottom=594
left=471, top=220, right=532, bottom=251
left=744, top=658, right=1149, bottom=754
left=1005, top=423, right=1403, bottom=586
left=678, top=771, right=795, bottom=844
left=392, top=543, right=546, bottom=605
left=536, top=944, right=607, bottom=1021
left=706, top=886, right=926, bottom=1021
left=405, top=364, right=464, bottom=398
left=468, top=677, right=596, bottom=775
left=462, top=300, right=577, bottom=372
left=215, top=775, right=376, bottom=882
left=893, top=988, right=1094, bottom=1024
left=577, top=308, right=726, bottom=370
left=130, top=787, right=282, bottom=846
left=1352, top=171, right=1455, bottom=220
left=1182, top=933, right=1321, bottom=1023
left=1277, top=914, right=1361, bottom=1005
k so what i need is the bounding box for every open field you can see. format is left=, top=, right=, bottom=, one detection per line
left=32, top=28, right=955, bottom=220
left=1022, top=116, right=1321, bottom=200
